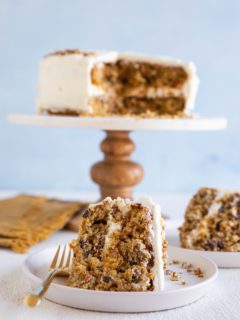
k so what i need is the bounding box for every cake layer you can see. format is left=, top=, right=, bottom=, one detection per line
left=46, top=108, right=81, bottom=116
left=179, top=188, right=240, bottom=252
left=90, top=96, right=186, bottom=117
left=91, top=59, right=188, bottom=93
left=68, top=197, right=167, bottom=291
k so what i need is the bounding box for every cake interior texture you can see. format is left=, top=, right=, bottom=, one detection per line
left=68, top=197, right=167, bottom=291
left=89, top=96, right=186, bottom=117
left=91, top=60, right=188, bottom=93
left=179, top=188, right=240, bottom=252
left=91, top=59, right=188, bottom=117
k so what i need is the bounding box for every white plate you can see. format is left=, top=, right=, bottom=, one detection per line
left=167, top=234, right=240, bottom=268
left=23, top=245, right=218, bottom=313
left=9, top=114, right=227, bottom=131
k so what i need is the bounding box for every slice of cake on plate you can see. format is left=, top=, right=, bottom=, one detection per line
left=37, top=49, right=199, bottom=118
left=179, top=187, right=240, bottom=252
left=68, top=197, right=167, bottom=291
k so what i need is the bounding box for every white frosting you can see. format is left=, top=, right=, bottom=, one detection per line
left=37, top=50, right=199, bottom=116
left=91, top=197, right=128, bottom=247
left=183, top=62, right=199, bottom=114
left=37, top=51, right=117, bottom=114
left=104, top=221, right=121, bottom=246
left=208, top=190, right=225, bottom=216
left=118, top=52, right=185, bottom=65
left=208, top=202, right=222, bottom=216
left=208, top=189, right=239, bottom=216
left=137, top=196, right=164, bottom=291
left=146, top=87, right=182, bottom=98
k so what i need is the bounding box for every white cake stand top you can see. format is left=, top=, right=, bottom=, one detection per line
left=8, top=114, right=227, bottom=131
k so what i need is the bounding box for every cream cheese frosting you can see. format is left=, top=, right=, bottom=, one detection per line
left=37, top=51, right=117, bottom=114
left=137, top=196, right=164, bottom=291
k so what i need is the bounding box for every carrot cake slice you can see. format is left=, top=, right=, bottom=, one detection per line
left=179, top=188, right=240, bottom=252
left=37, top=50, right=199, bottom=118
left=68, top=197, right=167, bottom=291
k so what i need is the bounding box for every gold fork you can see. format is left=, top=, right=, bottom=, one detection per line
left=23, top=245, right=72, bottom=307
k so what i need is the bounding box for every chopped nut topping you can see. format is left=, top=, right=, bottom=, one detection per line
left=170, top=271, right=180, bottom=281
left=181, top=262, right=193, bottom=269
left=172, top=259, right=180, bottom=264
left=165, top=269, right=172, bottom=275
left=192, top=267, right=204, bottom=278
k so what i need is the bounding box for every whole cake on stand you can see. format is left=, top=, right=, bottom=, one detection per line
left=9, top=49, right=227, bottom=200
left=36, top=50, right=199, bottom=118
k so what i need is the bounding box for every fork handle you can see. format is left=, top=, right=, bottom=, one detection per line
left=23, top=269, right=57, bottom=307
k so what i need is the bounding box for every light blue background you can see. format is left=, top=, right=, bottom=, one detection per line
left=1, top=0, right=240, bottom=193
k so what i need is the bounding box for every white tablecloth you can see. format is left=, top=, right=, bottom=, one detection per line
left=0, top=192, right=239, bottom=320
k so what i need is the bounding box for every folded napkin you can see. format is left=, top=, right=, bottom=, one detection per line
left=0, top=195, right=86, bottom=253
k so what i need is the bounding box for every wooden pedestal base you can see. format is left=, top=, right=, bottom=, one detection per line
left=91, top=131, right=144, bottom=199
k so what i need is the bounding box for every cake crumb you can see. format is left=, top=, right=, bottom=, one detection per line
left=192, top=267, right=204, bottom=278
left=181, top=262, right=192, bottom=269
left=170, top=271, right=180, bottom=281
left=165, top=269, right=171, bottom=275
left=172, top=259, right=180, bottom=264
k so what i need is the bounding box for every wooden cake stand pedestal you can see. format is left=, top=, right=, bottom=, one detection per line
left=9, top=114, right=227, bottom=200
left=91, top=130, right=143, bottom=199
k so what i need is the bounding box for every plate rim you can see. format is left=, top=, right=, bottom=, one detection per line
left=176, top=246, right=240, bottom=256
left=23, top=244, right=218, bottom=296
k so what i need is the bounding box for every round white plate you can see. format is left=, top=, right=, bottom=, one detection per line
left=23, top=245, right=218, bottom=313
left=167, top=234, right=240, bottom=268
left=9, top=114, right=227, bottom=131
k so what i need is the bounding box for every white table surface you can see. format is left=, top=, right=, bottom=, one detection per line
left=0, top=191, right=239, bottom=320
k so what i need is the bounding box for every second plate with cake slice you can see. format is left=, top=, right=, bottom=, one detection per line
left=168, top=188, right=240, bottom=268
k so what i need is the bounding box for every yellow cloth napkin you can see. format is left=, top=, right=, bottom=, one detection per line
left=0, top=195, right=83, bottom=253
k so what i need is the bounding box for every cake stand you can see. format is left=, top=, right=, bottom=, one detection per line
left=8, top=114, right=227, bottom=199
